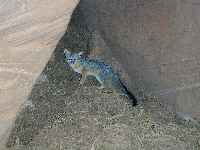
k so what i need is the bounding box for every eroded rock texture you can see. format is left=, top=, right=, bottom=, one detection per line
left=0, top=0, right=79, bottom=145
left=78, top=0, right=200, bottom=119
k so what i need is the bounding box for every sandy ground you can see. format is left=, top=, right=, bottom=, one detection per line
left=2, top=6, right=200, bottom=149
left=4, top=46, right=200, bottom=149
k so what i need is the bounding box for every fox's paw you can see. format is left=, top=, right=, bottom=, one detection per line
left=100, top=88, right=113, bottom=94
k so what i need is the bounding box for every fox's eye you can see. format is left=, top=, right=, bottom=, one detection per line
left=68, top=58, right=75, bottom=64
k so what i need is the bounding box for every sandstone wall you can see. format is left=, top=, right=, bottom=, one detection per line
left=0, top=0, right=79, bottom=144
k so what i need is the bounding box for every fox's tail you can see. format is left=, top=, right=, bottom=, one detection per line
left=119, top=81, right=137, bottom=106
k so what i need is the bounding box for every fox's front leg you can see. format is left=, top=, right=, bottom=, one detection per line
left=80, top=68, right=87, bottom=85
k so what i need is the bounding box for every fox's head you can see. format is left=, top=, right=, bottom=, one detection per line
left=64, top=49, right=83, bottom=65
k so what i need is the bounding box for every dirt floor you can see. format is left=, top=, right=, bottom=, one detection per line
left=3, top=3, right=200, bottom=150
left=4, top=53, right=200, bottom=149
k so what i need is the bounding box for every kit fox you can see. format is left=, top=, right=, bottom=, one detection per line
left=64, top=49, right=137, bottom=106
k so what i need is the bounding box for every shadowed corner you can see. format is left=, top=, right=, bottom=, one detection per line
left=5, top=1, right=93, bottom=147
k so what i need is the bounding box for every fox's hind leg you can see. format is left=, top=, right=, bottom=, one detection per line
left=97, top=85, right=104, bottom=89
left=95, top=76, right=113, bottom=94
left=95, top=76, right=105, bottom=89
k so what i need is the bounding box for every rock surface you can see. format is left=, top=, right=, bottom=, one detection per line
left=0, top=0, right=79, bottom=145
left=1, top=0, right=200, bottom=148
left=78, top=0, right=200, bottom=119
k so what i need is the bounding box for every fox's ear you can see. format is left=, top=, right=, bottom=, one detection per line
left=78, top=51, right=84, bottom=56
left=64, top=49, right=71, bottom=55
left=64, top=49, right=70, bottom=54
